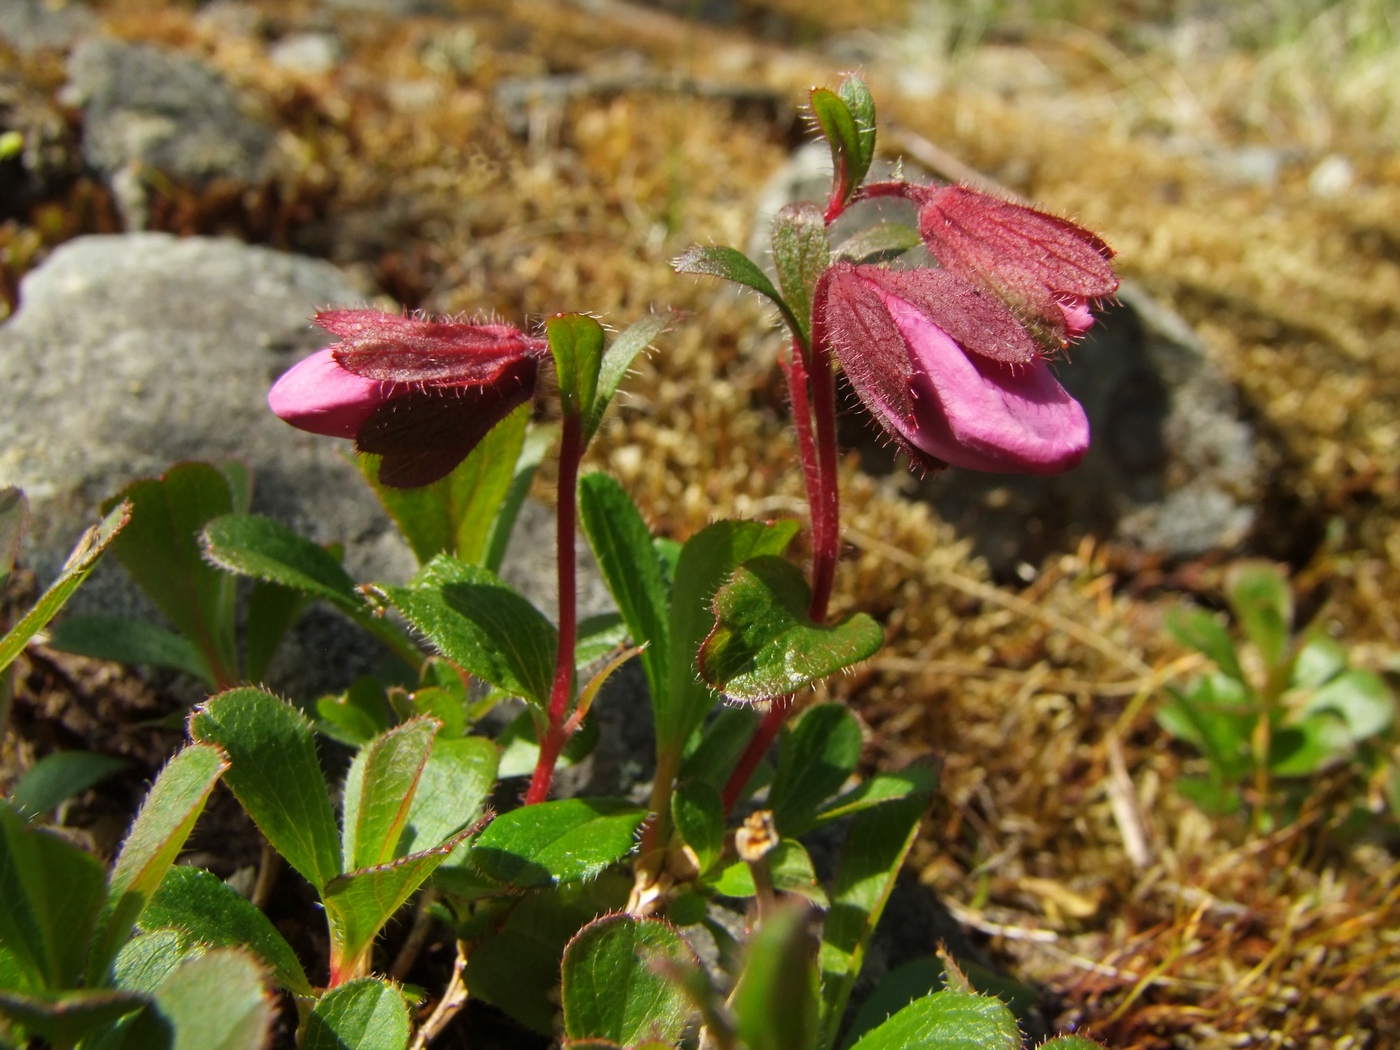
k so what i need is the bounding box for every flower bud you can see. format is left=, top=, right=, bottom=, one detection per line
left=815, top=262, right=1090, bottom=475
left=268, top=309, right=545, bottom=487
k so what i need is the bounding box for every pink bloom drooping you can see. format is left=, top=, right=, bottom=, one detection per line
left=815, top=262, right=1090, bottom=475
left=864, top=181, right=1118, bottom=348
left=268, top=309, right=546, bottom=488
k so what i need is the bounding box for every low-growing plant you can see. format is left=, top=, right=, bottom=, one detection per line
left=3, top=76, right=1125, bottom=1049
left=1158, top=559, right=1397, bottom=829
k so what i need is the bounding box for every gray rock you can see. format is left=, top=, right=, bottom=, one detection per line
left=66, top=39, right=275, bottom=221
left=0, top=0, right=96, bottom=54
left=0, top=233, right=411, bottom=692
left=0, top=232, right=612, bottom=699
left=752, top=146, right=1260, bottom=572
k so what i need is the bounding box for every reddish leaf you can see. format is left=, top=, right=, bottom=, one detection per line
left=321, top=311, right=545, bottom=386
left=357, top=359, right=538, bottom=488
left=915, top=185, right=1117, bottom=339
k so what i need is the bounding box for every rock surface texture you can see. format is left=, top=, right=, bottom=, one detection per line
left=66, top=39, right=275, bottom=223
left=0, top=0, right=96, bottom=54
left=0, top=232, right=612, bottom=696
left=0, top=234, right=402, bottom=690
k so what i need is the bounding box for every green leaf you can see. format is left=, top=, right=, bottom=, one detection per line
left=0, top=803, right=107, bottom=991
left=662, top=519, right=801, bottom=755
left=359, top=403, right=529, bottom=565
left=678, top=707, right=761, bottom=790
left=817, top=798, right=927, bottom=1050
left=771, top=704, right=863, bottom=837
left=382, top=556, right=557, bottom=705
left=549, top=313, right=606, bottom=421
left=484, top=423, right=558, bottom=574
left=47, top=616, right=211, bottom=684
left=1175, top=775, right=1242, bottom=815
left=832, top=223, right=921, bottom=264
left=576, top=613, right=629, bottom=667
left=201, top=514, right=362, bottom=614
left=145, top=948, right=274, bottom=1050
left=699, top=557, right=883, bottom=703
left=1269, top=716, right=1351, bottom=777
left=111, top=928, right=201, bottom=994
left=1165, top=607, right=1243, bottom=682
left=1155, top=675, right=1254, bottom=779
left=324, top=842, right=462, bottom=983
left=0, top=500, right=130, bottom=675
left=471, top=798, right=647, bottom=889
left=814, top=765, right=939, bottom=825
left=1040, top=1038, right=1109, bottom=1050
left=141, top=865, right=312, bottom=996
left=9, top=751, right=128, bottom=821
left=586, top=314, right=673, bottom=440
left=561, top=914, right=695, bottom=1046
left=243, top=580, right=311, bottom=685
left=673, top=246, right=804, bottom=339
left=342, top=718, right=438, bottom=871
left=316, top=677, right=394, bottom=747
left=671, top=780, right=724, bottom=875
left=399, top=735, right=498, bottom=855
left=105, top=463, right=237, bottom=682
left=732, top=903, right=819, bottom=1050
left=810, top=87, right=863, bottom=209
left=0, top=988, right=146, bottom=1046
left=845, top=989, right=1019, bottom=1050
left=837, top=74, right=877, bottom=185
left=464, top=875, right=629, bottom=1034
left=88, top=745, right=228, bottom=984
left=841, top=956, right=1039, bottom=1048
left=708, top=840, right=827, bottom=908
left=579, top=473, right=669, bottom=706
left=770, top=203, right=830, bottom=342
left=1225, top=560, right=1293, bottom=667
left=303, top=977, right=410, bottom=1050
left=202, top=515, right=420, bottom=668
left=189, top=688, right=341, bottom=892
left=1305, top=669, right=1395, bottom=743
left=0, top=487, right=28, bottom=586
left=1292, top=634, right=1348, bottom=689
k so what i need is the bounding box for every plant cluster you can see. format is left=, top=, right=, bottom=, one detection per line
left=1159, top=559, right=1397, bottom=830
left=0, top=76, right=1133, bottom=1049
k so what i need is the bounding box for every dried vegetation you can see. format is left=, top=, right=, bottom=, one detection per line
left=3, top=0, right=1399, bottom=1045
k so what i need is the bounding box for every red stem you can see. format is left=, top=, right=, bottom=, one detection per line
left=525, top=413, right=582, bottom=805
left=783, top=340, right=825, bottom=580
left=720, top=329, right=843, bottom=814
left=806, top=330, right=840, bottom=625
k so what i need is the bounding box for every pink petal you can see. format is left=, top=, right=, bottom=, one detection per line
left=267, top=348, right=394, bottom=438
left=1059, top=297, right=1096, bottom=338
left=876, top=290, right=1090, bottom=474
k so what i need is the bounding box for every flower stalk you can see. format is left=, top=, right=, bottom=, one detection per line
left=525, top=410, right=583, bottom=805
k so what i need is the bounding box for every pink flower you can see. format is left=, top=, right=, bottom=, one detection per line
left=814, top=262, right=1090, bottom=475
left=864, top=182, right=1118, bottom=347
left=268, top=309, right=545, bottom=487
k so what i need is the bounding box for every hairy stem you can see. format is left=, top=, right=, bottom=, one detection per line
left=525, top=412, right=583, bottom=805
left=719, top=320, right=843, bottom=813
left=806, top=330, right=840, bottom=625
